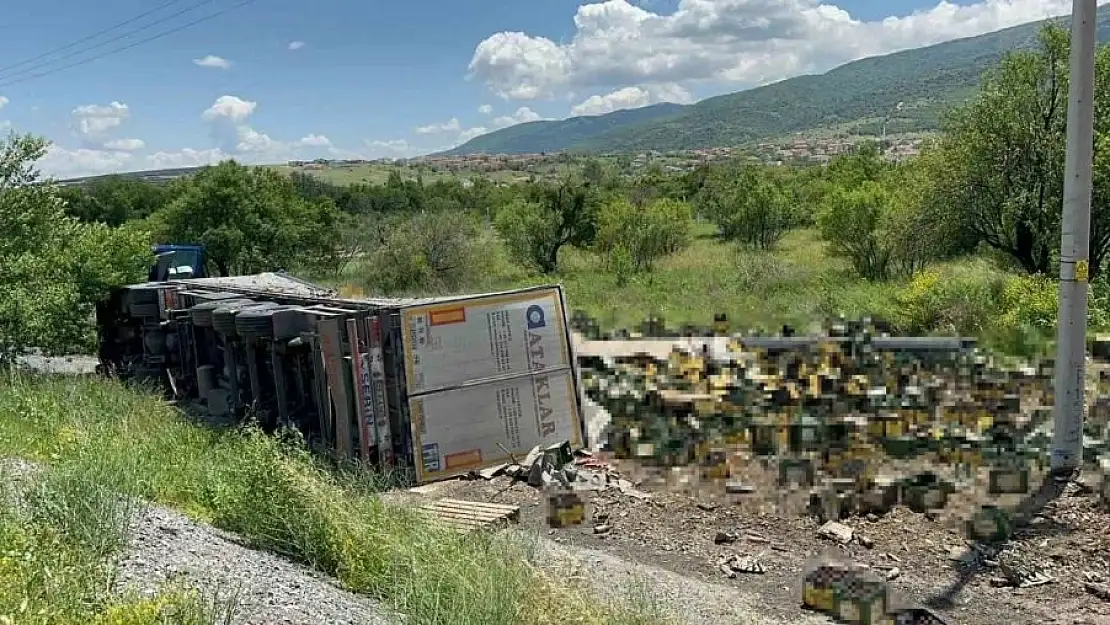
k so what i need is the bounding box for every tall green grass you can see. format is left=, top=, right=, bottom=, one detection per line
left=0, top=372, right=673, bottom=625
left=0, top=455, right=236, bottom=625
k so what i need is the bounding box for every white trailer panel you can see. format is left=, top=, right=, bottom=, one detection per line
left=399, top=287, right=572, bottom=396
left=409, top=367, right=582, bottom=482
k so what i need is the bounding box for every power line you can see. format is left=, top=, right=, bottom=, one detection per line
left=0, top=0, right=221, bottom=82
left=0, top=0, right=189, bottom=75
left=0, top=0, right=218, bottom=81
left=0, top=0, right=259, bottom=89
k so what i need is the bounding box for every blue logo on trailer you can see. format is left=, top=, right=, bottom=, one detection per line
left=526, top=305, right=546, bottom=330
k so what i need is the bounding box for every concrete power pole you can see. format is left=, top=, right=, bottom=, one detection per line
left=1052, top=0, right=1099, bottom=474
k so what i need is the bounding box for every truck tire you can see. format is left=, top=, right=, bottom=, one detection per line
left=235, top=307, right=278, bottom=339
left=213, top=301, right=276, bottom=336
left=191, top=298, right=252, bottom=328
left=236, top=304, right=302, bottom=339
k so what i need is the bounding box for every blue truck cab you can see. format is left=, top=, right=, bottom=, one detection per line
left=148, top=243, right=209, bottom=282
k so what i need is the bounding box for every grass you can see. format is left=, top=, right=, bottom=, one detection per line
left=0, top=454, right=237, bottom=624
left=0, top=372, right=675, bottom=625
left=334, top=224, right=903, bottom=334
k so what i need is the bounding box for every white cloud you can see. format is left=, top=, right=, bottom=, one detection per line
left=491, top=106, right=544, bottom=128
left=363, top=138, right=421, bottom=159
left=202, top=95, right=257, bottom=123
left=193, top=54, right=232, bottom=69
left=72, top=101, right=129, bottom=140
left=478, top=103, right=493, bottom=115
left=415, top=118, right=462, bottom=134
left=38, top=145, right=134, bottom=179
left=571, top=83, right=693, bottom=116
left=288, top=41, right=305, bottom=50
left=103, top=138, right=145, bottom=151
left=145, top=148, right=230, bottom=170
left=0, top=96, right=8, bottom=110
left=297, top=133, right=332, bottom=147
left=457, top=126, right=488, bottom=143
left=468, top=0, right=1090, bottom=101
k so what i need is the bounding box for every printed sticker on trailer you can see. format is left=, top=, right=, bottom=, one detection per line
left=399, top=288, right=570, bottom=396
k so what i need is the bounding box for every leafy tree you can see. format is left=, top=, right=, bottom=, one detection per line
left=595, top=197, right=692, bottom=279
left=816, top=180, right=898, bottom=280
left=362, top=209, right=489, bottom=293
left=697, top=164, right=794, bottom=249
left=0, top=133, right=151, bottom=361
left=494, top=180, right=599, bottom=273
left=151, top=160, right=343, bottom=276
left=923, top=24, right=1110, bottom=277
left=60, top=176, right=172, bottom=226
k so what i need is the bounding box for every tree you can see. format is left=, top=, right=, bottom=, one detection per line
left=697, top=164, right=794, bottom=249
left=816, top=181, right=897, bottom=281
left=151, top=160, right=343, bottom=276
left=494, top=179, right=599, bottom=273
left=60, top=175, right=172, bottom=226
left=0, top=133, right=151, bottom=361
left=924, top=24, right=1103, bottom=276
left=362, top=209, right=489, bottom=293
left=595, top=197, right=692, bottom=279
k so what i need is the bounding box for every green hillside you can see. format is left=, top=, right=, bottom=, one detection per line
left=440, top=102, right=687, bottom=155
left=445, top=12, right=1108, bottom=155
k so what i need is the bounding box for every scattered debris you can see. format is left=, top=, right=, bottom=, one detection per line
left=724, top=480, right=755, bottom=494
left=725, top=554, right=766, bottom=575
left=419, top=498, right=521, bottom=533
left=886, top=567, right=901, bottom=580
left=714, top=531, right=737, bottom=544
left=817, top=521, right=854, bottom=544
left=1085, top=582, right=1110, bottom=602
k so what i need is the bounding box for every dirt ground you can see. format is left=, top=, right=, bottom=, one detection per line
left=418, top=454, right=1110, bottom=625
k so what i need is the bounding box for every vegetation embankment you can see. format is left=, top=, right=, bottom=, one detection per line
left=0, top=373, right=671, bottom=625
left=0, top=20, right=1108, bottom=625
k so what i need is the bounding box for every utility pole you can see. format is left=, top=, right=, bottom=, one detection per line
left=1052, top=0, right=1098, bottom=474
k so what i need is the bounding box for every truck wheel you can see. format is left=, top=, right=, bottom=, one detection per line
left=214, top=301, right=276, bottom=336
left=236, top=308, right=277, bottom=339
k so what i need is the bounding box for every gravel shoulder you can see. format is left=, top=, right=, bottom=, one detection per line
left=115, top=505, right=393, bottom=625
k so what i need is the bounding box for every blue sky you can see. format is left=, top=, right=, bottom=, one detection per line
left=0, top=0, right=1082, bottom=177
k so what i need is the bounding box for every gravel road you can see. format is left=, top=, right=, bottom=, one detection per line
left=115, top=505, right=393, bottom=625
left=531, top=536, right=830, bottom=625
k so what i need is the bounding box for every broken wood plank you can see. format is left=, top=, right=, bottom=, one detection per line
left=419, top=498, right=521, bottom=533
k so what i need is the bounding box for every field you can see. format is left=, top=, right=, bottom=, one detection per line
left=330, top=221, right=1055, bottom=356
left=272, top=162, right=567, bottom=186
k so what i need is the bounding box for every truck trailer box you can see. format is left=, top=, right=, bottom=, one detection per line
left=379, top=285, right=585, bottom=483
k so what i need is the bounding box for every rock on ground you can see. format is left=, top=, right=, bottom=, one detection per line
left=115, top=505, right=392, bottom=625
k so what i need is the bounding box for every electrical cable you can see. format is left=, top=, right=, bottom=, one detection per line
left=0, top=0, right=259, bottom=89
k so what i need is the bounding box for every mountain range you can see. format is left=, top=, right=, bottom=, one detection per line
left=440, top=12, right=1110, bottom=156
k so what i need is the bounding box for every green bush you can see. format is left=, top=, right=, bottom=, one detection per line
left=893, top=263, right=1008, bottom=335
left=360, top=209, right=493, bottom=294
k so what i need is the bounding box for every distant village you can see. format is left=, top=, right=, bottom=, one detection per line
left=286, top=136, right=927, bottom=175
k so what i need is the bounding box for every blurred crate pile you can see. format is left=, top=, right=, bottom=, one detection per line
left=571, top=312, right=1110, bottom=525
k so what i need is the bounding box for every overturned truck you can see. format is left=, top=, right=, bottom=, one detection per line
left=94, top=272, right=585, bottom=484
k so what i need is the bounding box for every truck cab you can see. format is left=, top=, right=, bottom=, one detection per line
left=149, top=244, right=208, bottom=282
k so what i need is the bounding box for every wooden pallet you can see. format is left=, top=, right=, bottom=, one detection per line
left=420, top=498, right=521, bottom=533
